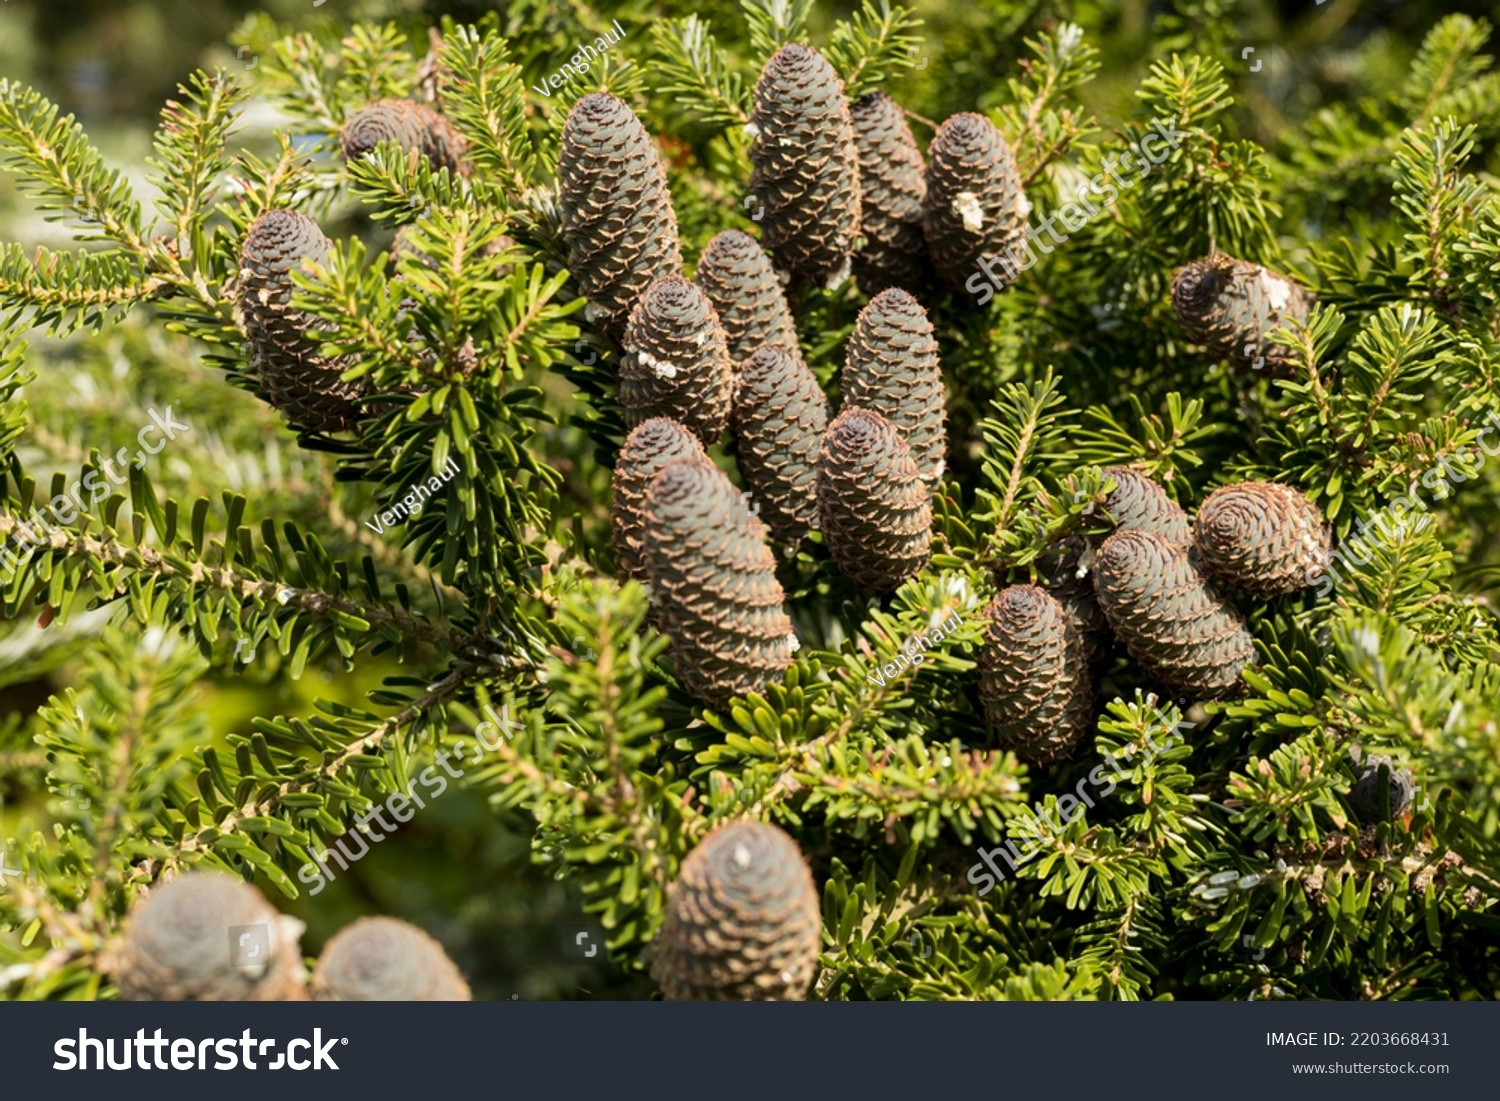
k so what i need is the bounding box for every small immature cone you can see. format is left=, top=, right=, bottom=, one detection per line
left=694, top=230, right=800, bottom=364
left=619, top=277, right=734, bottom=444
left=748, top=45, right=862, bottom=288
left=841, top=288, right=946, bottom=485
left=817, top=408, right=932, bottom=593
left=558, top=93, right=684, bottom=339
left=612, top=417, right=708, bottom=581
left=113, top=872, right=306, bottom=1001
left=922, top=113, right=1027, bottom=288
left=1348, top=755, right=1417, bottom=824
left=1100, top=467, right=1192, bottom=548
left=653, top=821, right=820, bottom=1001
left=644, top=460, right=798, bottom=708
left=1171, top=253, right=1312, bottom=376
left=1194, top=481, right=1331, bottom=597
left=732, top=346, right=829, bottom=545
left=978, top=586, right=1094, bottom=766
left=239, top=210, right=368, bottom=434
left=340, top=98, right=471, bottom=177
left=850, top=92, right=931, bottom=295
left=312, top=917, right=470, bottom=1001
left=1093, top=529, right=1255, bottom=699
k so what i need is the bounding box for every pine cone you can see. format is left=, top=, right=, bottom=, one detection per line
left=340, top=98, right=470, bottom=177
left=114, top=872, right=306, bottom=1001
left=817, top=407, right=932, bottom=593
left=1171, top=253, right=1312, bottom=375
left=978, top=585, right=1094, bottom=765
left=311, top=917, right=470, bottom=1001
left=732, top=345, right=829, bottom=545
left=1194, top=481, right=1331, bottom=597
left=238, top=209, right=368, bottom=434
left=841, top=288, right=946, bottom=485
left=653, top=821, right=820, bottom=1001
left=612, top=417, right=708, bottom=581
left=1349, top=755, right=1417, bottom=823
left=1100, top=466, right=1192, bottom=547
left=643, top=460, right=798, bottom=708
left=850, top=92, right=932, bottom=295
left=694, top=230, right=800, bottom=365
left=558, top=93, right=684, bottom=339
left=619, top=277, right=735, bottom=444
left=748, top=45, right=861, bottom=288
left=922, top=113, right=1027, bottom=287
left=1037, top=536, right=1112, bottom=666
left=1093, top=529, right=1255, bottom=699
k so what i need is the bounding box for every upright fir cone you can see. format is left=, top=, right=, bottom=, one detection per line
left=612, top=417, right=708, bottom=581
left=1348, top=755, right=1417, bottom=824
left=1099, top=466, right=1192, bottom=548
left=978, top=585, right=1094, bottom=765
left=1193, top=481, right=1331, bottom=597
left=619, top=277, right=734, bottom=444
left=922, top=113, right=1027, bottom=288
left=643, top=460, right=798, bottom=708
left=558, top=93, right=683, bottom=339
left=1171, top=253, right=1312, bottom=375
left=748, top=45, right=862, bottom=288
left=239, top=209, right=369, bottom=434
left=841, top=288, right=946, bottom=485
left=653, top=821, right=820, bottom=1001
left=817, top=408, right=932, bottom=592
left=340, top=98, right=471, bottom=177
left=849, top=92, right=932, bottom=295
left=1093, top=529, right=1255, bottom=698
left=112, top=872, right=306, bottom=1001
left=694, top=230, right=800, bottom=364
left=311, top=917, right=470, bottom=1001
left=1036, top=536, right=1112, bottom=666
left=732, top=345, right=829, bottom=545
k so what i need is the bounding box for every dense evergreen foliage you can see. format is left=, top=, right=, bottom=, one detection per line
left=2, top=0, right=1498, bottom=1001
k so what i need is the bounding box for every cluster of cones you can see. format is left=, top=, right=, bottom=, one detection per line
left=567, top=49, right=988, bottom=709
left=107, top=871, right=470, bottom=1001
left=559, top=43, right=1031, bottom=323
left=979, top=470, right=1333, bottom=765
left=103, top=832, right=825, bottom=1003
left=604, top=282, right=942, bottom=709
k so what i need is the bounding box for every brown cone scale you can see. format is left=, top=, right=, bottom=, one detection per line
left=850, top=92, right=931, bottom=295
left=922, top=113, right=1027, bottom=289
left=643, top=460, right=797, bottom=708
left=1171, top=253, right=1312, bottom=376
left=841, top=289, right=946, bottom=486
left=694, top=230, right=800, bottom=365
left=1194, top=481, right=1331, bottom=597
left=732, top=346, right=829, bottom=545
left=340, top=98, right=471, bottom=177
left=558, top=93, right=684, bottom=340
left=113, top=872, right=306, bottom=1001
left=748, top=45, right=862, bottom=288
left=612, top=417, right=708, bottom=582
left=978, top=585, right=1094, bottom=765
left=1093, top=529, right=1255, bottom=699
left=238, top=209, right=369, bottom=434
left=653, top=821, right=821, bottom=1001
left=311, top=917, right=470, bottom=1001
left=619, top=277, right=734, bottom=445
left=817, top=408, right=932, bottom=593
left=1100, top=467, right=1192, bottom=548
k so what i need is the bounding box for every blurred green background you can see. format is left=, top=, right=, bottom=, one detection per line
left=3, top=0, right=1500, bottom=1000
